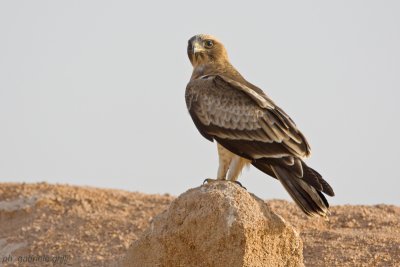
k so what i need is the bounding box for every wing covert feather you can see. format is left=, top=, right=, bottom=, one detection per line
left=185, top=74, right=311, bottom=159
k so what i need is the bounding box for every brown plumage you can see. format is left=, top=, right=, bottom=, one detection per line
left=185, top=34, right=334, bottom=217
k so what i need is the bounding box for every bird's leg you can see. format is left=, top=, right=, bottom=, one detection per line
left=226, top=156, right=251, bottom=190
left=203, top=164, right=229, bottom=184
left=203, top=143, right=232, bottom=185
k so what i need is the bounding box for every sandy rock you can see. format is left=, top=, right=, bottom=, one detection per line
left=123, top=182, right=303, bottom=267
left=1, top=183, right=399, bottom=266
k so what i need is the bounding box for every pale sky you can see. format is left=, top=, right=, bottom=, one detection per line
left=1, top=1, right=399, bottom=205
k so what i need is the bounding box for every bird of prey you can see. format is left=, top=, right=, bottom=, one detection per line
left=185, top=34, right=335, bottom=217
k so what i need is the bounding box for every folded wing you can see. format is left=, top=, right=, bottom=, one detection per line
left=185, top=74, right=311, bottom=159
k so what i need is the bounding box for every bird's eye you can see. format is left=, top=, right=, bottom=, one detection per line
left=204, top=40, right=214, bottom=48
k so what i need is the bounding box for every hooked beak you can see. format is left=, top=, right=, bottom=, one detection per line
left=193, top=41, right=205, bottom=54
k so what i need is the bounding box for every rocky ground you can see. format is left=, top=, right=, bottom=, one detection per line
left=0, top=183, right=399, bottom=267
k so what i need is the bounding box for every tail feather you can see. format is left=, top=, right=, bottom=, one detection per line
left=252, top=159, right=333, bottom=217
left=271, top=165, right=329, bottom=216
left=301, top=161, right=335, bottom=197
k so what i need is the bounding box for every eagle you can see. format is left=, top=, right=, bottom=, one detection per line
left=185, top=34, right=334, bottom=217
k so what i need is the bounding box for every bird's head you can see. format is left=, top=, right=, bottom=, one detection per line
left=187, top=34, right=229, bottom=67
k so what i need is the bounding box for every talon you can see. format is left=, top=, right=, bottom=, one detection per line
left=233, top=181, right=247, bottom=190
left=203, top=178, right=217, bottom=184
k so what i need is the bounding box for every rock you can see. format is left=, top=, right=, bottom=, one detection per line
left=123, top=182, right=304, bottom=267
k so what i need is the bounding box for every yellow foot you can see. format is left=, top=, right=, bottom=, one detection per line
left=203, top=178, right=221, bottom=184
left=202, top=179, right=247, bottom=190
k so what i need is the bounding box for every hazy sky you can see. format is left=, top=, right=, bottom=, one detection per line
left=1, top=1, right=399, bottom=205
